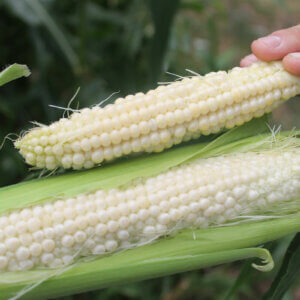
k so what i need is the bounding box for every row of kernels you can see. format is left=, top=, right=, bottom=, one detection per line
left=23, top=66, right=290, bottom=147
left=31, top=82, right=285, bottom=157
left=21, top=93, right=290, bottom=168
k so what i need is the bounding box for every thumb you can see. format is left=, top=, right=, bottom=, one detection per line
left=251, top=24, right=300, bottom=61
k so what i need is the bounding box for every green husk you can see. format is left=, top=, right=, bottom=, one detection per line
left=0, top=116, right=299, bottom=299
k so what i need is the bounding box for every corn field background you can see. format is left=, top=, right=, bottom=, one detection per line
left=0, top=0, right=299, bottom=299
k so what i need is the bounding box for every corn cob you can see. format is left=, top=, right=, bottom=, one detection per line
left=15, top=61, right=300, bottom=170
left=0, top=150, right=299, bottom=272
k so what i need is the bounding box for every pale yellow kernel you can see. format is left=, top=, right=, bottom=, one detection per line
left=129, top=110, right=140, bottom=123
left=110, top=130, right=121, bottom=144
left=150, top=133, right=160, bottom=146
left=45, top=156, right=56, bottom=164
left=103, top=148, right=114, bottom=160
left=90, top=135, right=101, bottom=148
left=160, top=130, right=171, bottom=142
left=198, top=101, right=209, bottom=115
left=61, top=154, right=72, bottom=168
left=34, top=146, right=43, bottom=155
left=129, top=124, right=140, bottom=138
left=113, top=145, right=123, bottom=157
left=99, top=133, right=111, bottom=147
left=156, top=115, right=167, bottom=129
left=71, top=141, right=81, bottom=152
left=174, top=126, right=186, bottom=138
left=84, top=160, right=94, bottom=169
left=174, top=109, right=185, bottom=124
left=73, top=153, right=85, bottom=165
left=52, top=144, right=63, bottom=156
left=25, top=153, right=36, bottom=164
left=80, top=138, right=92, bottom=152
left=189, top=103, right=200, bottom=118
left=91, top=150, right=104, bottom=164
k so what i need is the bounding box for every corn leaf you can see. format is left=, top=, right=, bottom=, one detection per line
left=224, top=260, right=254, bottom=300
left=0, top=64, right=30, bottom=87
left=263, top=233, right=300, bottom=300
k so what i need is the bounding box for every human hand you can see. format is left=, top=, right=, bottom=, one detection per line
left=240, top=24, right=300, bottom=75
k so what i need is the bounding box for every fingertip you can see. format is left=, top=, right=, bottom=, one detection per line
left=240, top=60, right=249, bottom=68
left=251, top=36, right=282, bottom=61
left=282, top=52, right=300, bottom=76
left=240, top=54, right=259, bottom=67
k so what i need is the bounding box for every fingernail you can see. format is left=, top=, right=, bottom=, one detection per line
left=257, top=35, right=281, bottom=48
left=288, top=52, right=300, bottom=58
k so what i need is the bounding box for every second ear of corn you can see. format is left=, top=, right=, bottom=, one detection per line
left=0, top=150, right=299, bottom=272
left=15, top=61, right=300, bottom=170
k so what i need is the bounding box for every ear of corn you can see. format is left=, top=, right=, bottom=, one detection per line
left=0, top=216, right=297, bottom=300
left=0, top=149, right=299, bottom=272
left=1, top=120, right=299, bottom=273
left=15, top=61, right=300, bottom=170
left=1, top=215, right=299, bottom=300
left=0, top=120, right=299, bottom=299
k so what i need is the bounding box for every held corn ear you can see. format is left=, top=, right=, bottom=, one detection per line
left=15, top=61, right=300, bottom=170
left=0, top=150, right=299, bottom=272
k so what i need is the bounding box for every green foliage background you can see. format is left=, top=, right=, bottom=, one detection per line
left=0, top=0, right=299, bottom=299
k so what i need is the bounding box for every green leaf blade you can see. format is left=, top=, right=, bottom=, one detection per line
left=263, top=233, right=300, bottom=300
left=0, top=64, right=31, bottom=87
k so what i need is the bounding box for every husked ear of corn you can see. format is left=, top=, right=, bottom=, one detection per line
left=0, top=149, right=299, bottom=272
left=14, top=61, right=300, bottom=170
